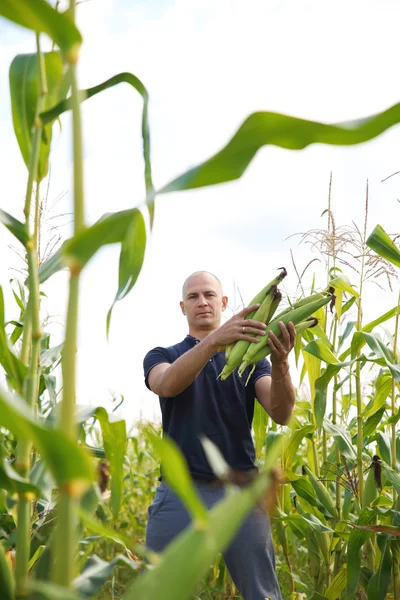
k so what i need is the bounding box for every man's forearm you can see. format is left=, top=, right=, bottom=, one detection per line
left=269, top=361, right=295, bottom=425
left=159, top=335, right=218, bottom=397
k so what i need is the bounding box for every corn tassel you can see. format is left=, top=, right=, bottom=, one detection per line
left=219, top=287, right=276, bottom=380
left=238, top=292, right=331, bottom=372
left=241, top=317, right=318, bottom=380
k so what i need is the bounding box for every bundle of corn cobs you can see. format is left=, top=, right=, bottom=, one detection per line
left=220, top=268, right=333, bottom=383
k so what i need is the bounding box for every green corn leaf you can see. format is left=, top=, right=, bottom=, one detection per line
left=0, top=384, right=93, bottom=489
left=199, top=436, right=231, bottom=481
left=366, top=224, right=400, bottom=268
left=382, top=463, right=400, bottom=495
left=314, top=364, right=341, bottom=429
left=303, top=464, right=338, bottom=519
left=0, top=208, right=28, bottom=246
left=28, top=580, right=82, bottom=600
left=0, top=287, right=27, bottom=394
left=28, top=544, right=45, bottom=572
left=159, top=103, right=400, bottom=194
left=362, top=407, right=386, bottom=439
left=10, top=52, right=63, bottom=181
left=283, top=423, right=315, bottom=469
left=0, top=454, right=41, bottom=497
left=0, top=0, right=82, bottom=55
left=350, top=305, right=400, bottom=357
left=346, top=508, right=377, bottom=597
left=145, top=427, right=208, bottom=524
left=0, top=542, right=15, bottom=600
left=40, top=72, right=155, bottom=226
left=330, top=276, right=359, bottom=297
left=361, top=375, right=392, bottom=418
left=323, top=418, right=356, bottom=461
left=297, top=509, right=334, bottom=534
left=324, top=565, right=347, bottom=600
left=362, top=332, right=400, bottom=383
left=367, top=534, right=392, bottom=600
left=74, top=555, right=138, bottom=597
left=338, top=321, right=356, bottom=351
left=360, top=566, right=374, bottom=592
left=106, top=209, right=146, bottom=336
left=39, top=208, right=145, bottom=282
left=253, top=398, right=268, bottom=460
left=94, top=408, right=127, bottom=521
left=303, top=337, right=341, bottom=364
left=377, top=432, right=392, bottom=467
left=288, top=474, right=319, bottom=508
left=284, top=513, right=313, bottom=539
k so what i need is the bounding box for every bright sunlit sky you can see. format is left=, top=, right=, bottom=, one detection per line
left=0, top=0, right=400, bottom=429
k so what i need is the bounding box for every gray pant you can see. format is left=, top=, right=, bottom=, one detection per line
left=145, top=480, right=282, bottom=600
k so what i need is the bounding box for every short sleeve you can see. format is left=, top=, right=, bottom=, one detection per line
left=143, top=347, right=172, bottom=390
left=250, top=357, right=271, bottom=385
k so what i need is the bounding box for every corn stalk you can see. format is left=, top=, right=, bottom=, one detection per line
left=52, top=0, right=85, bottom=587
left=14, top=33, right=46, bottom=599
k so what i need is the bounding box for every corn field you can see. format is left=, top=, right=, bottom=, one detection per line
left=1, top=2, right=400, bottom=599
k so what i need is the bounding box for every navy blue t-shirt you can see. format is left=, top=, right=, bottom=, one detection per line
left=143, top=335, right=271, bottom=480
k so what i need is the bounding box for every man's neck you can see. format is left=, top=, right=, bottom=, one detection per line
left=188, top=326, right=217, bottom=341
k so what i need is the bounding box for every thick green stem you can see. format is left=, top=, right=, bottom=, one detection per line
left=331, top=319, right=341, bottom=522
left=392, top=540, right=400, bottom=600
left=52, top=2, right=85, bottom=584
left=15, top=35, right=46, bottom=599
left=392, top=291, right=400, bottom=507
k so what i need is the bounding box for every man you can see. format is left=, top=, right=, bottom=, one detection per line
left=143, top=271, right=296, bottom=600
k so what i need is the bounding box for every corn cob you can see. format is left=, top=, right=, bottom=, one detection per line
left=220, top=286, right=277, bottom=380
left=242, top=318, right=318, bottom=383
left=223, top=270, right=287, bottom=363
left=237, top=292, right=331, bottom=373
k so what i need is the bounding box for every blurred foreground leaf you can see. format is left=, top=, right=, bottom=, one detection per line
left=40, top=72, right=154, bottom=225
left=0, top=385, right=93, bottom=489
left=366, top=224, right=400, bottom=268
left=10, top=52, right=63, bottom=181
left=159, top=103, right=400, bottom=194
left=0, top=1, right=82, bottom=55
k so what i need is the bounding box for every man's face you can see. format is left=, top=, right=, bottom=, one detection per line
left=180, top=273, right=227, bottom=331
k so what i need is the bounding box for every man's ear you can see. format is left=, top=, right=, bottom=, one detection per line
left=180, top=300, right=186, bottom=316
left=221, top=295, right=228, bottom=311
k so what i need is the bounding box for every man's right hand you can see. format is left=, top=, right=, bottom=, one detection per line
left=209, top=304, right=267, bottom=351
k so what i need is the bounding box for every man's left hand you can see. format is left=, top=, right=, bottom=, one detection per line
left=267, top=321, right=296, bottom=365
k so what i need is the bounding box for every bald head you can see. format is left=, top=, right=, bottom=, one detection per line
left=182, top=271, right=222, bottom=300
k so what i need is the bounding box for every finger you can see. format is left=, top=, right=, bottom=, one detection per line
left=267, top=336, right=278, bottom=353
left=239, top=304, right=261, bottom=318
left=241, top=325, right=267, bottom=337
left=287, top=321, right=296, bottom=347
left=242, top=319, right=267, bottom=331
left=278, top=321, right=290, bottom=348
left=242, top=335, right=261, bottom=343
left=267, top=329, right=281, bottom=344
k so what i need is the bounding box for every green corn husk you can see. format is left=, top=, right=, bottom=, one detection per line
left=237, top=294, right=331, bottom=376
left=247, top=267, right=287, bottom=309
left=220, top=286, right=276, bottom=380
left=222, top=270, right=287, bottom=366
left=273, top=292, right=326, bottom=322
left=242, top=318, right=318, bottom=383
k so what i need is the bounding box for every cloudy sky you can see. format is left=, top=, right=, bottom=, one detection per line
left=1, top=0, right=400, bottom=428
